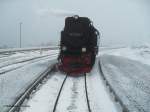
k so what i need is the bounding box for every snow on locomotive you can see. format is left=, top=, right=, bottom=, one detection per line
left=58, top=15, right=100, bottom=74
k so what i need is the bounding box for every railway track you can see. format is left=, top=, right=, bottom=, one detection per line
left=0, top=54, right=13, bottom=59
left=98, top=59, right=149, bottom=112
left=8, top=64, right=55, bottom=112
left=98, top=60, right=130, bottom=112
left=0, top=53, right=58, bottom=69
left=8, top=60, right=131, bottom=112
left=84, top=74, right=92, bottom=112
left=17, top=68, right=117, bottom=112
left=0, top=54, right=58, bottom=75
left=0, top=52, right=16, bottom=58
left=0, top=54, right=49, bottom=68
left=52, top=75, right=68, bottom=112
left=52, top=74, right=92, bottom=112
left=46, top=59, right=126, bottom=112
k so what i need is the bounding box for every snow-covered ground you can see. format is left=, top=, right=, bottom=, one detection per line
left=100, top=46, right=150, bottom=112
left=54, top=75, right=88, bottom=112
left=86, top=62, right=119, bottom=112
left=19, top=61, right=120, bottom=112
left=20, top=74, right=90, bottom=112
left=0, top=50, right=58, bottom=75
left=1, top=46, right=150, bottom=112
left=0, top=50, right=58, bottom=112
left=0, top=50, right=58, bottom=66
left=0, top=46, right=58, bottom=54
left=100, top=46, right=150, bottom=65
left=20, top=72, right=66, bottom=112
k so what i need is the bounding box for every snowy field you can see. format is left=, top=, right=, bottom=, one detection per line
left=0, top=46, right=150, bottom=112
left=100, top=46, right=150, bottom=112
left=0, top=50, right=58, bottom=112
left=100, top=46, right=150, bottom=65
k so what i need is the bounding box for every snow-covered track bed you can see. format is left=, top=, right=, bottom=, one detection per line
left=85, top=63, right=120, bottom=112
left=100, top=55, right=150, bottom=112
left=0, top=53, right=57, bottom=69
left=98, top=60, right=129, bottom=112
left=53, top=68, right=120, bottom=112
left=0, top=46, right=58, bottom=54
left=0, top=52, right=16, bottom=58
left=14, top=61, right=130, bottom=112
left=20, top=73, right=92, bottom=112
left=52, top=75, right=68, bottom=112
left=84, top=74, right=92, bottom=112
left=0, top=49, right=58, bottom=66
left=0, top=53, right=15, bottom=59
left=20, top=72, right=67, bottom=112
left=53, top=74, right=91, bottom=112
left=0, top=54, right=58, bottom=75
left=8, top=65, right=55, bottom=112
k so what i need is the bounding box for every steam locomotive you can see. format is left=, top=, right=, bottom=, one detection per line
left=58, top=15, right=100, bottom=74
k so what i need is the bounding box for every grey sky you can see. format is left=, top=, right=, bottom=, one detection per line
left=0, top=0, right=150, bottom=47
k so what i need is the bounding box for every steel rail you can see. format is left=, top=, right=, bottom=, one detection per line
left=8, top=64, right=55, bottom=112
left=0, top=46, right=59, bottom=54
left=52, top=75, right=68, bottom=112
left=0, top=53, right=58, bottom=69
left=0, top=54, right=58, bottom=75
left=98, top=60, right=130, bottom=112
left=84, top=73, right=92, bottom=112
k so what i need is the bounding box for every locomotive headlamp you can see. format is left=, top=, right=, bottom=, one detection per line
left=82, top=47, right=86, bottom=52
left=62, top=46, right=67, bottom=51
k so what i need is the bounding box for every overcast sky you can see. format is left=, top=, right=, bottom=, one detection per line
left=0, top=0, right=150, bottom=47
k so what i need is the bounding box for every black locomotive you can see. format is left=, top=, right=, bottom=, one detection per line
left=58, top=15, right=100, bottom=74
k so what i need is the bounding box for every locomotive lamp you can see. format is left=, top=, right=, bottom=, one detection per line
left=82, top=47, right=86, bottom=52
left=62, top=46, right=67, bottom=51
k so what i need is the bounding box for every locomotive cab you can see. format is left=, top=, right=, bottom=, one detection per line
left=58, top=15, right=100, bottom=74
